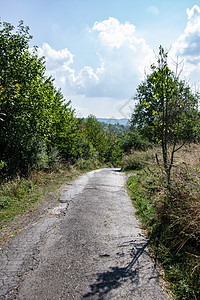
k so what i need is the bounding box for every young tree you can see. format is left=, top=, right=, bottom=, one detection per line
left=130, top=46, right=199, bottom=184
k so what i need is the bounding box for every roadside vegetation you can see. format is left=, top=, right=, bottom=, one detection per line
left=122, top=47, right=200, bottom=299
left=124, top=146, right=200, bottom=299
left=0, top=20, right=127, bottom=233
left=0, top=21, right=123, bottom=181
left=0, top=165, right=83, bottom=243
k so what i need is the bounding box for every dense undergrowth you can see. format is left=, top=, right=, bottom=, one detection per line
left=123, top=145, right=200, bottom=299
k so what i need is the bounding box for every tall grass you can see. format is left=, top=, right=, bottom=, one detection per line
left=124, top=145, right=200, bottom=299
left=121, top=149, right=155, bottom=171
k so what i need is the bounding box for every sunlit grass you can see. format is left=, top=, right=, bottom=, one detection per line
left=0, top=166, right=82, bottom=230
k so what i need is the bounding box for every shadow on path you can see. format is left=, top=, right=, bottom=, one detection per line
left=83, top=239, right=150, bottom=299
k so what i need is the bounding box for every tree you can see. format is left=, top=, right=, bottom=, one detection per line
left=0, top=20, right=78, bottom=176
left=130, top=46, right=199, bottom=184
left=84, top=115, right=108, bottom=161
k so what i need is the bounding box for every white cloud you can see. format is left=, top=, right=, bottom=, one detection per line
left=38, top=43, right=73, bottom=71
left=75, top=66, right=99, bottom=94
left=91, top=17, right=136, bottom=49
left=37, top=43, right=99, bottom=95
left=172, top=5, right=200, bottom=83
left=176, top=5, right=200, bottom=59
left=89, top=17, right=154, bottom=98
left=37, top=18, right=154, bottom=103
left=37, top=11, right=200, bottom=118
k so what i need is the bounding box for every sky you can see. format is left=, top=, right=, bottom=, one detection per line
left=1, top=0, right=200, bottom=118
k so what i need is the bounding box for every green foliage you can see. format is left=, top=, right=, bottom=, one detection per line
left=121, top=130, right=149, bottom=153
left=103, top=123, right=123, bottom=166
left=0, top=161, right=5, bottom=171
left=101, top=122, right=129, bottom=135
left=104, top=139, right=122, bottom=166
left=74, top=158, right=100, bottom=171
left=69, top=120, right=99, bottom=163
left=131, top=47, right=199, bottom=144
left=76, top=115, right=123, bottom=167
left=0, top=20, right=129, bottom=177
left=0, top=20, right=78, bottom=177
left=130, top=46, right=200, bottom=184
left=127, top=174, right=156, bottom=225
left=0, top=177, right=34, bottom=215
left=84, top=115, right=107, bottom=161
left=48, top=147, right=60, bottom=168
left=0, top=167, right=83, bottom=231
left=122, top=153, right=146, bottom=171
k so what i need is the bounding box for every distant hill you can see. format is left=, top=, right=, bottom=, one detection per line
left=98, top=118, right=129, bottom=126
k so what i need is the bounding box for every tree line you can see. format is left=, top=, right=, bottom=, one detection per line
left=0, top=21, right=124, bottom=179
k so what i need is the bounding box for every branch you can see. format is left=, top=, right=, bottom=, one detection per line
left=171, top=56, right=184, bottom=78
left=174, top=140, right=187, bottom=153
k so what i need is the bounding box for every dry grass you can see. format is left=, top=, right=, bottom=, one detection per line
left=125, top=144, right=200, bottom=299
left=155, top=144, right=200, bottom=241
left=148, top=144, right=200, bottom=246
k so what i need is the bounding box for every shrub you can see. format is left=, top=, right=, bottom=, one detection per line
left=121, top=131, right=149, bottom=153
left=74, top=158, right=100, bottom=171
left=48, top=147, right=61, bottom=169
left=121, top=149, right=154, bottom=171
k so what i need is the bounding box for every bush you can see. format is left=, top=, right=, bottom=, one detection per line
left=105, top=140, right=122, bottom=166
left=34, top=142, right=49, bottom=170
left=121, top=131, right=149, bottom=153
left=48, top=147, right=61, bottom=169
left=74, top=158, right=100, bottom=171
left=29, top=139, right=61, bottom=171
left=121, top=149, right=154, bottom=171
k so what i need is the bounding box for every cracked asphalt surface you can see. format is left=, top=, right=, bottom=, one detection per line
left=0, top=168, right=170, bottom=299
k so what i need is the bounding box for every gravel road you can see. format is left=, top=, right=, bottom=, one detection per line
left=0, top=168, right=170, bottom=299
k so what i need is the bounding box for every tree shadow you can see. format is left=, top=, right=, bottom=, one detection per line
left=83, top=239, right=149, bottom=299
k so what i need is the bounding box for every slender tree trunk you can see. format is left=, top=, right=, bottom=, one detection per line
left=161, top=70, right=168, bottom=172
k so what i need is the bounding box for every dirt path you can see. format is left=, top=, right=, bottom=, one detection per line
left=0, top=169, right=171, bottom=299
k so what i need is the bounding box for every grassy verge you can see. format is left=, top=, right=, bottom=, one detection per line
left=123, top=145, right=200, bottom=300
left=0, top=162, right=100, bottom=247
left=0, top=166, right=79, bottom=227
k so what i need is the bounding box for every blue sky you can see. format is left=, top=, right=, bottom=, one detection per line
left=1, top=0, right=200, bottom=118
